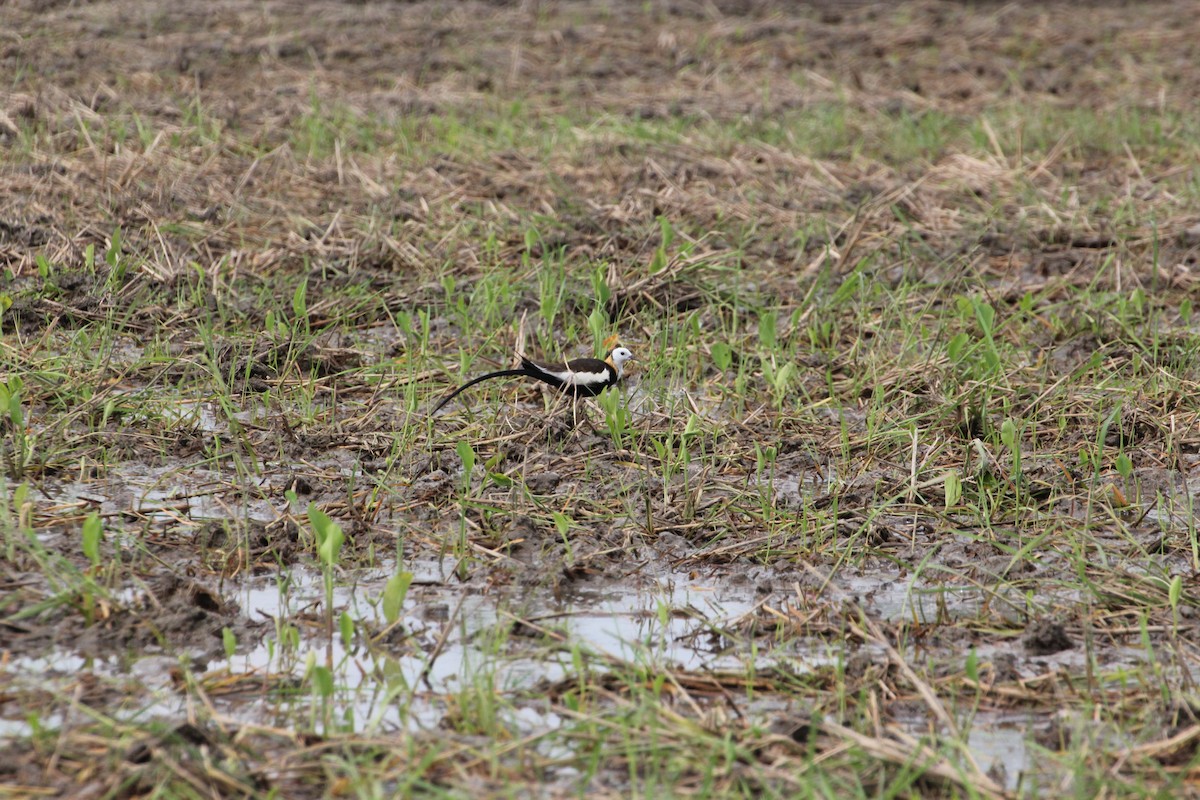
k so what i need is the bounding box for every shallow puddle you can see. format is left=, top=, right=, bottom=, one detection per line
left=845, top=572, right=991, bottom=622
left=223, top=558, right=764, bottom=716
left=1, top=551, right=1095, bottom=790
left=37, top=462, right=280, bottom=531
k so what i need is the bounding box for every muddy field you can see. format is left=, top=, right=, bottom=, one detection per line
left=3, top=1, right=1200, bottom=797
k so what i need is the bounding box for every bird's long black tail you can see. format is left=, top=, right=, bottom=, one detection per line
left=431, top=368, right=530, bottom=414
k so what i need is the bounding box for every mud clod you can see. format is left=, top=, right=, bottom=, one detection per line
left=1023, top=619, right=1073, bottom=656
left=525, top=470, right=561, bottom=493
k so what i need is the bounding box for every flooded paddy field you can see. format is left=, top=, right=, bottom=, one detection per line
left=3, top=0, right=1200, bottom=796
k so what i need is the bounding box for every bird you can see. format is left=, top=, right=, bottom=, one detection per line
left=432, top=347, right=636, bottom=414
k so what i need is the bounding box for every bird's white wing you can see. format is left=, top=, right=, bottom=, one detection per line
left=527, top=360, right=610, bottom=388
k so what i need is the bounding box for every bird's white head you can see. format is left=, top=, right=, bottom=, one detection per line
left=607, top=346, right=635, bottom=378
